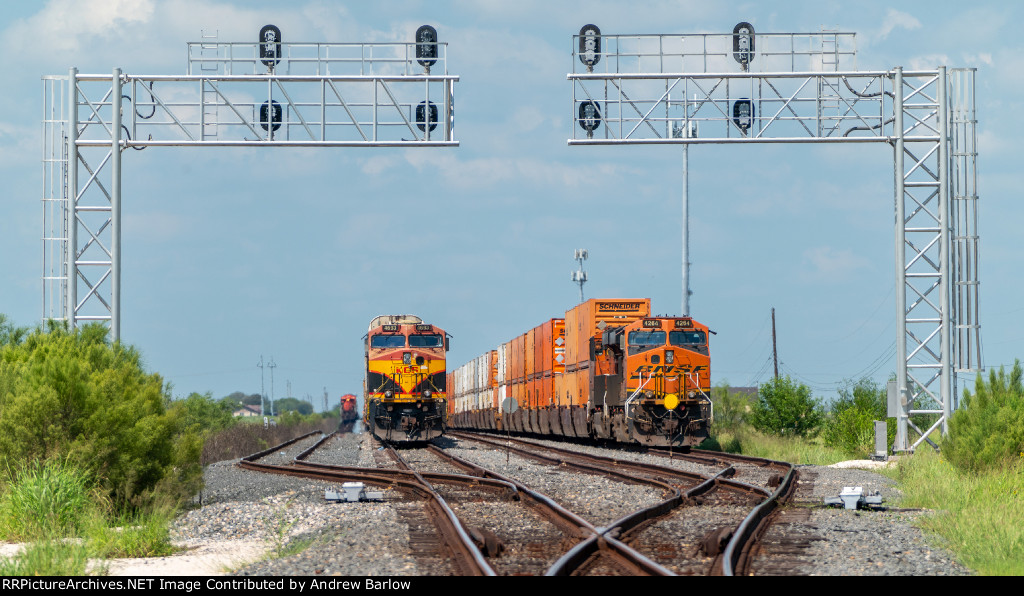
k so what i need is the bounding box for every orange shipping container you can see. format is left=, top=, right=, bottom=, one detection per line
left=565, top=299, right=651, bottom=366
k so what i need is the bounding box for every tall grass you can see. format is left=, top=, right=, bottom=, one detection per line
left=0, top=540, right=92, bottom=576
left=703, top=426, right=849, bottom=465
left=0, top=459, right=95, bottom=540
left=884, top=449, right=1024, bottom=576
left=84, top=508, right=179, bottom=558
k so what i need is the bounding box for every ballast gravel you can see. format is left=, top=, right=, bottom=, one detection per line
left=157, top=431, right=973, bottom=576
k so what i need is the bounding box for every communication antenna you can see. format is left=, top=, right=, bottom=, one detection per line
left=571, top=249, right=588, bottom=303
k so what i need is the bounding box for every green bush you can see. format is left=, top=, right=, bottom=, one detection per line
left=0, top=321, right=202, bottom=510
left=823, top=378, right=895, bottom=458
left=749, top=375, right=824, bottom=438
left=710, top=381, right=748, bottom=431
left=943, top=361, right=1024, bottom=473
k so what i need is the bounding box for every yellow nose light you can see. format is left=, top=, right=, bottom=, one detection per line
left=664, top=394, right=679, bottom=410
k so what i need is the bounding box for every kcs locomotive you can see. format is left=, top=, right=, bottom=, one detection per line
left=363, top=315, right=449, bottom=442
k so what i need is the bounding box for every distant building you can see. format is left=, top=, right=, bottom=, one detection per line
left=233, top=404, right=261, bottom=417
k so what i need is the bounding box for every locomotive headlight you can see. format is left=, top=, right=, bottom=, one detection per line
left=403, top=352, right=412, bottom=365
left=423, top=389, right=432, bottom=398
left=665, top=350, right=674, bottom=364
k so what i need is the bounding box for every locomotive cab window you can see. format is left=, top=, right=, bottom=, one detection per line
left=628, top=331, right=667, bottom=346
left=370, top=335, right=407, bottom=348
left=409, top=334, right=443, bottom=348
left=669, top=331, right=706, bottom=346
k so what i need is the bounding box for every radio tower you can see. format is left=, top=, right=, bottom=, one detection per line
left=571, top=249, right=588, bottom=303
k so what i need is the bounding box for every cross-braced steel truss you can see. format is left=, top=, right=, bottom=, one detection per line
left=43, top=39, right=458, bottom=340
left=567, top=29, right=981, bottom=451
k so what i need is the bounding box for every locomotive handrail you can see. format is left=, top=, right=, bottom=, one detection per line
left=624, top=370, right=653, bottom=422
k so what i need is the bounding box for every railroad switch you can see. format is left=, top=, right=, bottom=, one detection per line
left=824, top=486, right=884, bottom=510
left=325, top=482, right=384, bottom=503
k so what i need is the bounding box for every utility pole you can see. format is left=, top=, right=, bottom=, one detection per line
left=268, top=357, right=277, bottom=416
left=257, top=355, right=266, bottom=416
left=771, top=308, right=779, bottom=380
left=676, top=97, right=697, bottom=316
left=323, top=387, right=328, bottom=413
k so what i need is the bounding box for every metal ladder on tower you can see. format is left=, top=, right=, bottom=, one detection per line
left=818, top=28, right=842, bottom=137
left=200, top=29, right=220, bottom=140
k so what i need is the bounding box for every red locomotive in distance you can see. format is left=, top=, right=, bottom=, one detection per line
left=339, top=394, right=359, bottom=433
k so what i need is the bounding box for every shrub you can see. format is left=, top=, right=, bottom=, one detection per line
left=749, top=375, right=823, bottom=438
left=943, top=361, right=1024, bottom=472
left=0, top=322, right=202, bottom=510
left=823, top=378, right=895, bottom=458
left=710, top=381, right=748, bottom=431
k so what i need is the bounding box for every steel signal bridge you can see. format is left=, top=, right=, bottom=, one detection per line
left=42, top=27, right=458, bottom=341
left=568, top=26, right=981, bottom=453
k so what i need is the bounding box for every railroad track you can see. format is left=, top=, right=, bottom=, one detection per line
left=233, top=429, right=799, bottom=576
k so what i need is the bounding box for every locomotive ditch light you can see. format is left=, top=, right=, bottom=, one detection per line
left=579, top=24, right=601, bottom=71
left=732, top=22, right=755, bottom=70
left=385, top=390, right=394, bottom=399
left=415, top=25, right=438, bottom=71
left=416, top=101, right=438, bottom=132
left=732, top=99, right=754, bottom=135
left=578, top=100, right=601, bottom=138
left=423, top=389, right=432, bottom=398
left=259, top=100, right=282, bottom=132
left=259, top=24, right=282, bottom=70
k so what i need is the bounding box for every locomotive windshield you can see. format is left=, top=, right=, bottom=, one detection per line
left=370, top=335, right=406, bottom=348
left=628, top=330, right=667, bottom=346
left=409, top=334, right=443, bottom=348
left=669, top=330, right=706, bottom=346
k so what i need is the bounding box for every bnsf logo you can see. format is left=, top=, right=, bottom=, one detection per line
left=630, top=365, right=704, bottom=378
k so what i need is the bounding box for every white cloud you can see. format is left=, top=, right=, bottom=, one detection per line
left=877, top=9, right=922, bottom=41
left=4, top=0, right=155, bottom=55
left=800, top=246, right=871, bottom=283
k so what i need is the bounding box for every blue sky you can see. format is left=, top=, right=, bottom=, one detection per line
left=1, top=1, right=1020, bottom=410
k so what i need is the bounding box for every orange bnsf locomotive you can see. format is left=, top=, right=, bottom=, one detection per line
left=363, top=315, right=449, bottom=442
left=448, top=299, right=712, bottom=447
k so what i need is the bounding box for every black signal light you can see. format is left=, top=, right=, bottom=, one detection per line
left=732, top=99, right=753, bottom=134
left=416, top=101, right=438, bottom=132
left=578, top=100, right=601, bottom=136
left=416, top=25, right=438, bottom=69
left=733, top=22, right=755, bottom=69
left=579, top=24, right=601, bottom=70
left=259, top=25, right=282, bottom=69
left=260, top=100, right=282, bottom=132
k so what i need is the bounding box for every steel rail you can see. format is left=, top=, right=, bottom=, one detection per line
left=546, top=466, right=734, bottom=576
left=379, top=443, right=497, bottom=576
left=290, top=460, right=520, bottom=497
left=452, top=431, right=770, bottom=498
left=426, top=445, right=675, bottom=576
left=240, top=430, right=325, bottom=462
left=717, top=464, right=798, bottom=576
left=237, top=458, right=497, bottom=576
